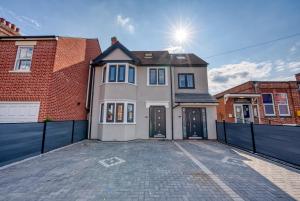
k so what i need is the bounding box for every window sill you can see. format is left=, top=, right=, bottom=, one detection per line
left=98, top=122, right=136, bottom=125
left=278, top=115, right=291, bottom=118
left=147, top=84, right=168, bottom=87
left=100, top=82, right=137, bottom=86
left=9, top=70, right=31, bottom=73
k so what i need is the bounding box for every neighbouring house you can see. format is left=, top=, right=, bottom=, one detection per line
left=296, top=73, right=300, bottom=81
left=0, top=18, right=20, bottom=36
left=87, top=37, right=218, bottom=141
left=214, top=74, right=300, bottom=125
left=0, top=35, right=101, bottom=122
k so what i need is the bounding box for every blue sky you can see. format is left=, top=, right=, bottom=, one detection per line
left=1, top=0, right=300, bottom=94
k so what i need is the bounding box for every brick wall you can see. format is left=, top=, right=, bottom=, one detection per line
left=216, top=81, right=300, bottom=125
left=0, top=40, right=57, bottom=120
left=47, top=37, right=100, bottom=120
left=0, top=37, right=101, bottom=122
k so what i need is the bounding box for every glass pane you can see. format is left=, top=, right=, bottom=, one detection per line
left=128, top=67, right=135, bottom=84
left=149, top=69, right=157, bottom=84
left=186, top=74, right=194, bottom=88
left=179, top=74, right=186, bottom=88
left=149, top=69, right=157, bottom=85
left=106, top=103, right=115, bottom=122
left=262, top=94, right=273, bottom=104
left=275, top=93, right=287, bottom=104
left=279, top=105, right=289, bottom=115
left=118, top=65, right=125, bottom=82
left=264, top=104, right=274, bottom=115
left=19, top=47, right=33, bottom=58
left=100, top=103, right=104, bottom=122
left=116, top=103, right=124, bottom=122
left=19, top=60, right=31, bottom=70
left=127, top=103, right=134, bottom=122
left=158, top=69, right=165, bottom=85
left=109, top=65, right=116, bottom=82
left=102, top=67, right=106, bottom=83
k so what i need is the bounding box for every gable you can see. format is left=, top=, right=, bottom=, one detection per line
left=102, top=48, right=132, bottom=61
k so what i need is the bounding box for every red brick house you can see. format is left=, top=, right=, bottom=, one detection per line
left=0, top=35, right=101, bottom=122
left=215, top=74, right=300, bottom=125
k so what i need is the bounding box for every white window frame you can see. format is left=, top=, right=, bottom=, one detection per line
left=99, top=100, right=136, bottom=124
left=13, top=46, right=34, bottom=72
left=102, top=63, right=137, bottom=85
left=262, top=93, right=276, bottom=116
left=147, top=67, right=168, bottom=86
left=275, top=93, right=290, bottom=116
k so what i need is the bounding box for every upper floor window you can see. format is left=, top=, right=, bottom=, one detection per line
left=262, top=93, right=275, bottom=116
left=178, top=73, right=195, bottom=89
left=14, top=46, right=33, bottom=71
left=274, top=93, right=290, bottom=116
left=104, top=64, right=136, bottom=84
left=148, top=67, right=167, bottom=86
left=128, top=66, right=135, bottom=84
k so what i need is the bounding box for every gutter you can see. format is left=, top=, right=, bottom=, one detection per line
left=170, top=65, right=174, bottom=140
left=88, top=64, right=95, bottom=140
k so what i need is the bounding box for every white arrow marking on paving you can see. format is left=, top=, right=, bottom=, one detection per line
left=174, top=142, right=244, bottom=201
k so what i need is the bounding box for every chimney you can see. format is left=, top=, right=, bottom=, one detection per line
left=111, top=36, right=118, bottom=45
left=0, top=18, right=21, bottom=36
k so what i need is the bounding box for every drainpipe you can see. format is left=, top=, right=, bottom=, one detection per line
left=88, top=63, right=95, bottom=139
left=170, top=65, right=174, bottom=140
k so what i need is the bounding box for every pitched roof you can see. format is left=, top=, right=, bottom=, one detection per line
left=175, top=93, right=217, bottom=103
left=92, top=41, right=208, bottom=67
left=131, top=51, right=170, bottom=66
left=170, top=53, right=208, bottom=67
left=92, top=41, right=140, bottom=65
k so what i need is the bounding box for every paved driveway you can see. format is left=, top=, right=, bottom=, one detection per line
left=0, top=140, right=299, bottom=201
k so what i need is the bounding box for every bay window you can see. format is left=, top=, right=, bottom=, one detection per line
left=103, top=64, right=136, bottom=84
left=262, top=93, right=275, bottom=116
left=99, top=101, right=135, bottom=124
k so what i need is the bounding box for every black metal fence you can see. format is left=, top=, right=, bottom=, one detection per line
left=0, top=120, right=88, bottom=167
left=216, top=120, right=300, bottom=167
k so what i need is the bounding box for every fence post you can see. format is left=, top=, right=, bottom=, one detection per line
left=250, top=122, right=256, bottom=153
left=223, top=120, right=227, bottom=144
left=41, top=122, right=47, bottom=154
left=71, top=120, right=75, bottom=144
left=215, top=120, right=218, bottom=141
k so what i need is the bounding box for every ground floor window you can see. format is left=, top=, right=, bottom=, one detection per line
left=99, top=101, right=136, bottom=124
left=262, top=93, right=275, bottom=116
left=274, top=93, right=290, bottom=116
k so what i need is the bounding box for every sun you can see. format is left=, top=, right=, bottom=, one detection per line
left=174, top=28, right=189, bottom=44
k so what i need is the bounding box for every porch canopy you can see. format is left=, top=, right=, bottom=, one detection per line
left=224, top=93, right=261, bottom=104
left=175, top=93, right=218, bottom=104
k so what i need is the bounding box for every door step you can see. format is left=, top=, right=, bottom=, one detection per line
left=188, top=137, right=203, bottom=140
left=153, top=134, right=166, bottom=138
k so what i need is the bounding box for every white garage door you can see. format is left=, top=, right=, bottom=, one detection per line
left=0, top=102, right=40, bottom=123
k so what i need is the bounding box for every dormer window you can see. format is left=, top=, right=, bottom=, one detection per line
left=144, top=53, right=153, bottom=59
left=14, top=46, right=33, bottom=71
left=176, top=55, right=186, bottom=60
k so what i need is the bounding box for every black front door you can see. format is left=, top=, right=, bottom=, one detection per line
left=149, top=106, right=166, bottom=138
left=185, top=108, right=203, bottom=139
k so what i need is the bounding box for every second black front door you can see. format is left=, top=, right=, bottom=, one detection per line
left=185, top=108, right=204, bottom=139
left=149, top=106, right=166, bottom=138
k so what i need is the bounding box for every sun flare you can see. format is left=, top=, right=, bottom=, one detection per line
left=174, top=28, right=189, bottom=44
